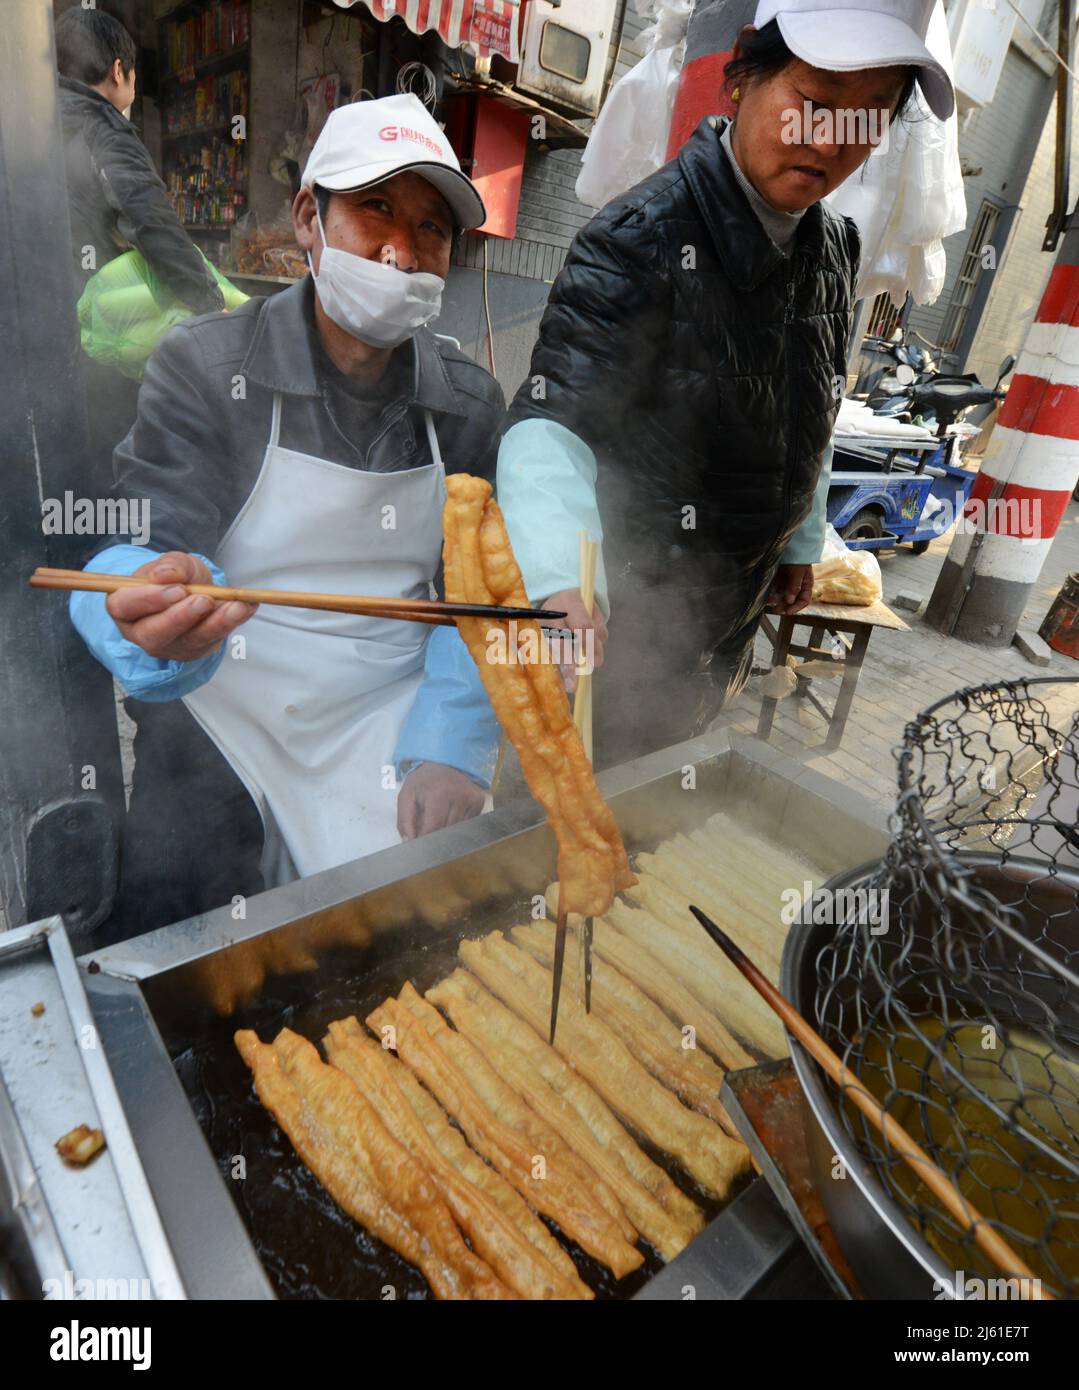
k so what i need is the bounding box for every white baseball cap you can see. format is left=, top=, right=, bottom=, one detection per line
left=753, top=0, right=955, bottom=120
left=301, top=93, right=486, bottom=230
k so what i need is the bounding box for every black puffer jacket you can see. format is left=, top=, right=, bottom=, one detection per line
left=507, top=114, right=860, bottom=754
left=58, top=77, right=223, bottom=313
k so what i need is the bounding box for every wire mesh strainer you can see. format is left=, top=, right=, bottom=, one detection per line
left=813, top=678, right=1079, bottom=1299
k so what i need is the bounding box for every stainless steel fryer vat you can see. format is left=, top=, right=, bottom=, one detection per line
left=3, top=728, right=890, bottom=1299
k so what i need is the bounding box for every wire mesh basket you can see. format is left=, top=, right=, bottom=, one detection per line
left=813, top=678, right=1079, bottom=1299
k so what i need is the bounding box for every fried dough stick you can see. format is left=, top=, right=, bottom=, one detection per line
left=619, top=876, right=788, bottom=1057
left=700, top=814, right=829, bottom=903
left=394, top=983, right=637, bottom=1246
left=543, top=888, right=753, bottom=1072
left=512, top=921, right=740, bottom=1135
left=349, top=1021, right=583, bottom=1289
left=646, top=841, right=785, bottom=980
left=234, top=1028, right=514, bottom=1300
left=442, top=474, right=636, bottom=918
left=652, top=836, right=786, bottom=976
left=684, top=823, right=802, bottom=923
left=366, top=992, right=643, bottom=1277
left=597, top=900, right=756, bottom=1061
left=460, top=934, right=752, bottom=1200
left=686, top=819, right=831, bottom=948
left=324, top=1019, right=589, bottom=1300
left=428, top=968, right=703, bottom=1261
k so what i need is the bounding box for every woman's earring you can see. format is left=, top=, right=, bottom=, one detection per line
left=732, top=86, right=740, bottom=103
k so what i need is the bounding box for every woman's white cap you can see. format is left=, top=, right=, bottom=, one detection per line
left=301, top=93, right=486, bottom=229
left=753, top=0, right=955, bottom=120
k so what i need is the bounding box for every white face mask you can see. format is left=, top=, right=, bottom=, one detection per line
left=308, top=206, right=444, bottom=349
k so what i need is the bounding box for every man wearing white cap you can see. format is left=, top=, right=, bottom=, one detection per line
left=68, top=95, right=506, bottom=940
left=498, top=0, right=954, bottom=767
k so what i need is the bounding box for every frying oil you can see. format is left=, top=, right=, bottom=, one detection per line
left=852, top=1018, right=1079, bottom=1292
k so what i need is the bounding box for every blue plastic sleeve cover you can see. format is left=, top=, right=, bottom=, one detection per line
left=69, top=545, right=228, bottom=701
left=778, top=440, right=834, bottom=564
left=496, top=418, right=610, bottom=617
left=393, top=625, right=500, bottom=789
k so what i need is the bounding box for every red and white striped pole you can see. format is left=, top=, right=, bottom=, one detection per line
left=925, top=216, right=1079, bottom=644
left=666, top=0, right=756, bottom=158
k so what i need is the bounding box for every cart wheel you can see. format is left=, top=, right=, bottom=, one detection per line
left=840, top=509, right=884, bottom=544
left=911, top=538, right=931, bottom=555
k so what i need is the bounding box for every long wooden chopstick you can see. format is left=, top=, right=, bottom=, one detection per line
left=30, top=568, right=566, bottom=626
left=572, top=531, right=598, bottom=763
left=688, top=904, right=1055, bottom=1300
left=572, top=531, right=599, bottom=1013
left=31, top=570, right=452, bottom=626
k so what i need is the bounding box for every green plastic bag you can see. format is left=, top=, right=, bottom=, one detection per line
left=77, top=248, right=248, bottom=381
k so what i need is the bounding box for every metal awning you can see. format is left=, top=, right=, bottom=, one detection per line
left=445, top=73, right=589, bottom=149
left=333, top=0, right=520, bottom=62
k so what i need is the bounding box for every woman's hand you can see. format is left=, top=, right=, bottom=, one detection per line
left=769, top=563, right=815, bottom=615
left=105, top=550, right=257, bottom=663
left=397, top=762, right=486, bottom=839
left=542, top=590, right=608, bottom=693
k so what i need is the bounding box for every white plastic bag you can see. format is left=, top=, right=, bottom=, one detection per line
left=811, top=524, right=883, bottom=606
left=575, top=0, right=689, bottom=209
left=824, top=0, right=965, bottom=308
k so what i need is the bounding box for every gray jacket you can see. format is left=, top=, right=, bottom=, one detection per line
left=59, top=76, right=224, bottom=313
left=107, top=275, right=506, bottom=557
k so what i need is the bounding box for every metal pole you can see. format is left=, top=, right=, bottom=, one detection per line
left=924, top=177, right=1079, bottom=645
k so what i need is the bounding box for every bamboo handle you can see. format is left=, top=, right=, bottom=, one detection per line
left=573, top=532, right=598, bottom=764
left=689, top=907, right=1054, bottom=1300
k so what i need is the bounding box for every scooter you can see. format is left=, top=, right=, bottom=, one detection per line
left=854, top=326, right=958, bottom=397
left=827, top=354, right=1016, bottom=554
left=867, top=353, right=1015, bottom=436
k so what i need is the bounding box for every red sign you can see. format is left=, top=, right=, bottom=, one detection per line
left=470, top=4, right=513, bottom=58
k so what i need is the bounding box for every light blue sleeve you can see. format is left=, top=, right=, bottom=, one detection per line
left=393, top=626, right=500, bottom=790
left=779, top=440, right=834, bottom=564
left=496, top=419, right=610, bottom=618
left=69, top=545, right=228, bottom=701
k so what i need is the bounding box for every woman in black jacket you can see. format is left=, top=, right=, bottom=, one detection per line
left=55, top=8, right=224, bottom=496
left=497, top=2, right=954, bottom=768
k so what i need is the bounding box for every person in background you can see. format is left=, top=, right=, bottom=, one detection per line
left=55, top=7, right=224, bottom=493
left=67, top=96, right=504, bottom=943
left=497, top=0, right=953, bottom=769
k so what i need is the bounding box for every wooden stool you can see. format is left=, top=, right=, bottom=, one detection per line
left=756, top=598, right=910, bottom=751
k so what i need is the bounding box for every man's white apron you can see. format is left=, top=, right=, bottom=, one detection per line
left=184, top=392, right=447, bottom=885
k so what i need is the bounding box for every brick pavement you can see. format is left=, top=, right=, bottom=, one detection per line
left=716, top=497, right=1079, bottom=812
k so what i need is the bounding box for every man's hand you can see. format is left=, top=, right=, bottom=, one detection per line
left=105, top=550, right=256, bottom=663
left=768, top=563, right=815, bottom=616
left=543, top=589, right=608, bottom=694
left=397, top=762, right=486, bottom=840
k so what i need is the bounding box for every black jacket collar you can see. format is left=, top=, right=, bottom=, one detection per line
left=678, top=114, right=828, bottom=292
left=241, top=275, right=467, bottom=416
left=58, top=75, right=131, bottom=129
left=59, top=75, right=113, bottom=106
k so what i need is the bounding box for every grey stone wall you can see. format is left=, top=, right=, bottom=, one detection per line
left=442, top=0, right=654, bottom=395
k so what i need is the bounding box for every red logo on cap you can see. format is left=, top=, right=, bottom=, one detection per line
left=377, top=124, right=443, bottom=155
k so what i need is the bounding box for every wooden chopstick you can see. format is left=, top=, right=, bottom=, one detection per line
left=572, top=531, right=598, bottom=765
left=572, top=532, right=599, bottom=1016
left=30, top=570, right=453, bottom=627
left=30, top=568, right=564, bottom=626
left=688, top=905, right=1055, bottom=1300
